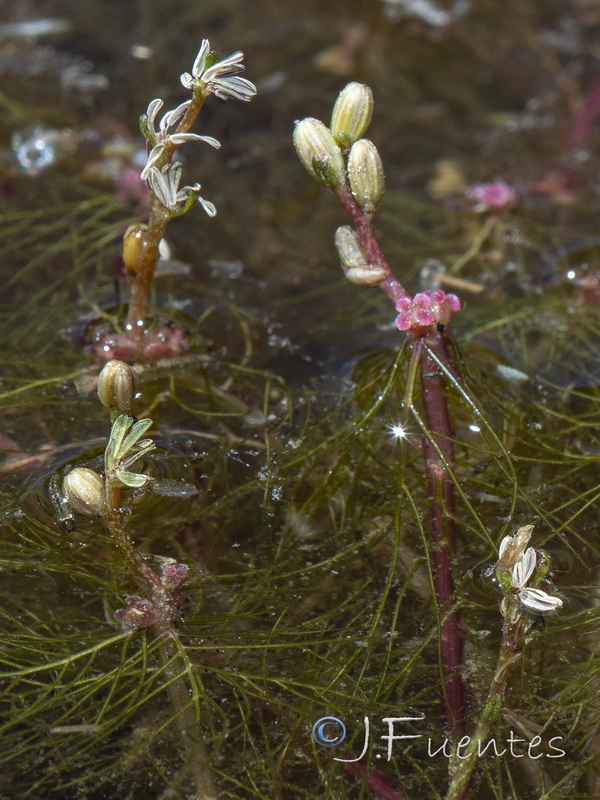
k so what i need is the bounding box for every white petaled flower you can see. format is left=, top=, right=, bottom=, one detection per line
left=139, top=97, right=221, bottom=181
left=147, top=162, right=216, bottom=216
left=511, top=547, right=537, bottom=590
left=497, top=524, right=534, bottom=569
left=143, top=97, right=221, bottom=147
left=518, top=587, right=563, bottom=613
left=180, top=38, right=257, bottom=101
left=507, top=544, right=562, bottom=615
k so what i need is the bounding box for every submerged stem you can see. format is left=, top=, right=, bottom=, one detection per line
left=160, top=633, right=216, bottom=800
left=413, top=333, right=465, bottom=739
left=445, top=616, right=524, bottom=800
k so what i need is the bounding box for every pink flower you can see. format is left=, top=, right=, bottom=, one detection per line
left=394, top=290, right=461, bottom=333
left=466, top=181, right=516, bottom=212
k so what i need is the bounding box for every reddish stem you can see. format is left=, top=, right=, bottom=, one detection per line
left=338, top=188, right=466, bottom=739
left=415, top=332, right=465, bottom=738
left=337, top=191, right=411, bottom=305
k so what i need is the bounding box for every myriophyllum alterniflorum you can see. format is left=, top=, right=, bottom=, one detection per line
left=330, top=82, right=374, bottom=148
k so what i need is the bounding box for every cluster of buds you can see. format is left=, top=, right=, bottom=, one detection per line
left=496, top=526, right=563, bottom=623
left=114, top=561, right=190, bottom=631
left=293, top=82, right=384, bottom=215
left=394, top=290, right=461, bottom=333
left=114, top=595, right=157, bottom=631
left=138, top=39, right=256, bottom=218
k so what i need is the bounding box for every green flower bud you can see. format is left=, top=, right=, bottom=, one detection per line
left=330, top=83, right=373, bottom=148
left=334, top=225, right=367, bottom=269
left=63, top=467, right=105, bottom=515
left=334, top=226, right=386, bottom=286
left=97, top=360, right=138, bottom=415
left=347, top=139, right=385, bottom=214
left=293, top=118, right=345, bottom=191
left=122, top=223, right=147, bottom=277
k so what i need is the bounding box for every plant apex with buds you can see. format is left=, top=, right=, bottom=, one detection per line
left=330, top=83, right=373, bottom=148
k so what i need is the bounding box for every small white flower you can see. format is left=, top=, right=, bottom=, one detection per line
left=518, top=587, right=563, bottom=614
left=180, top=38, right=257, bottom=101
left=143, top=97, right=221, bottom=147
left=147, top=162, right=216, bottom=216
left=511, top=547, right=537, bottom=589
left=140, top=142, right=165, bottom=180
left=139, top=97, right=221, bottom=181
left=503, top=543, right=562, bottom=616
left=498, top=525, right=534, bottom=568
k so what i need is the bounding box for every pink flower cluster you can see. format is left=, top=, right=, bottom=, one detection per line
left=466, top=181, right=516, bottom=212
left=395, top=290, right=461, bottom=332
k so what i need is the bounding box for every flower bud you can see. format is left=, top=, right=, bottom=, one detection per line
left=97, top=360, right=138, bottom=414
left=347, top=139, right=385, bottom=214
left=122, top=224, right=147, bottom=276
left=160, top=561, right=189, bottom=590
left=344, top=264, right=388, bottom=287
left=334, top=225, right=387, bottom=286
left=334, top=226, right=367, bottom=270
left=63, top=467, right=105, bottom=515
left=330, top=83, right=373, bottom=148
left=293, top=118, right=345, bottom=191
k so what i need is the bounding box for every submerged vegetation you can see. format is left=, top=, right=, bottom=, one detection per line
left=1, top=2, right=600, bottom=799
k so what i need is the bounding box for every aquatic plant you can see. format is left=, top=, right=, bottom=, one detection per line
left=295, top=81, right=466, bottom=736
left=96, top=39, right=256, bottom=362
left=293, top=82, right=579, bottom=799
left=2, top=7, right=600, bottom=799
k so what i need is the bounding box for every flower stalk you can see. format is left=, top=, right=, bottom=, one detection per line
left=122, top=40, right=256, bottom=345
left=294, top=83, right=466, bottom=743
left=445, top=527, right=562, bottom=800
left=58, top=358, right=216, bottom=797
